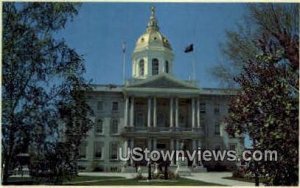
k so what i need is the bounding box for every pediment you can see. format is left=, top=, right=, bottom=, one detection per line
left=126, top=74, right=198, bottom=90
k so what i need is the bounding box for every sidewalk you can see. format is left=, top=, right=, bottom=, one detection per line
left=186, top=172, right=255, bottom=186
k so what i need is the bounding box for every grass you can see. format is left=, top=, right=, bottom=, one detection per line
left=6, top=176, right=123, bottom=185
left=223, top=176, right=267, bottom=184
left=67, top=175, right=124, bottom=182
left=7, top=175, right=224, bottom=186
left=5, top=176, right=34, bottom=185
left=65, top=176, right=224, bottom=186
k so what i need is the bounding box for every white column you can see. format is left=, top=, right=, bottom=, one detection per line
left=147, top=97, right=151, bottom=127
left=153, top=138, right=157, bottom=150
left=170, top=98, right=173, bottom=128
left=197, top=98, right=200, bottom=128
left=148, top=138, right=152, bottom=151
left=130, top=97, right=134, bottom=127
left=124, top=140, right=128, bottom=155
left=124, top=140, right=128, bottom=164
left=153, top=97, right=157, bottom=128
left=175, top=98, right=179, bottom=128
left=198, top=140, right=203, bottom=150
left=130, top=139, right=134, bottom=165
left=124, top=97, right=129, bottom=127
left=192, top=98, right=195, bottom=128
left=175, top=139, right=180, bottom=163
left=192, top=140, right=197, bottom=165
left=170, top=139, right=174, bottom=165
left=197, top=140, right=203, bottom=166
left=176, top=139, right=180, bottom=150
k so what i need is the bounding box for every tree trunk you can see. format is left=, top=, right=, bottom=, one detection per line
left=2, top=159, right=10, bottom=184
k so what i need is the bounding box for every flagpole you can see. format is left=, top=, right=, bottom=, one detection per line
left=122, top=42, right=126, bottom=85
left=192, top=52, right=196, bottom=81
left=184, top=44, right=195, bottom=82
left=189, top=55, right=196, bottom=82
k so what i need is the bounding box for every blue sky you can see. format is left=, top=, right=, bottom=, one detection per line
left=56, top=3, right=247, bottom=88
left=56, top=3, right=251, bottom=148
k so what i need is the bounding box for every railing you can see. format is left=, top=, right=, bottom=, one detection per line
left=121, top=126, right=203, bottom=133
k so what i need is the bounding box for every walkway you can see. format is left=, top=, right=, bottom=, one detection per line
left=186, top=172, right=255, bottom=186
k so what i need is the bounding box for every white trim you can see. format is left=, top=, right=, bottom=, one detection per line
left=126, top=73, right=199, bottom=89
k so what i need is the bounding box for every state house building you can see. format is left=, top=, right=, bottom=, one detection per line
left=78, top=7, right=244, bottom=172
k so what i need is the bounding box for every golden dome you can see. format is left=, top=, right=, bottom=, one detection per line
left=134, top=6, right=172, bottom=52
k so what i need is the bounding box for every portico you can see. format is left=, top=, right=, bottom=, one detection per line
left=121, top=73, right=205, bottom=167
left=124, top=96, right=202, bottom=130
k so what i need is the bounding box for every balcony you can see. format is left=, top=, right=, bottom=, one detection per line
left=120, top=126, right=204, bottom=138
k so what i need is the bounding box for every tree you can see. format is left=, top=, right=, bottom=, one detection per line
left=211, top=4, right=299, bottom=87
left=2, top=2, right=93, bottom=184
left=222, top=4, right=299, bottom=186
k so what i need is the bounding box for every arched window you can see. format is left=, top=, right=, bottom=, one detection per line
left=139, top=59, right=144, bottom=76
left=152, top=58, right=159, bottom=75
left=165, top=61, right=169, bottom=73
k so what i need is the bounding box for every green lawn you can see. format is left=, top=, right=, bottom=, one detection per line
left=7, top=176, right=224, bottom=186
left=6, top=176, right=123, bottom=185
left=65, top=176, right=224, bottom=186
left=66, top=175, right=124, bottom=182
left=223, top=176, right=267, bottom=184
left=5, top=177, right=34, bottom=185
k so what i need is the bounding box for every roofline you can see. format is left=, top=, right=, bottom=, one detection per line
left=87, top=83, right=238, bottom=96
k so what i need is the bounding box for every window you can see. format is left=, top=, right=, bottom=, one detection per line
left=200, top=103, right=206, bottom=113
left=111, top=119, right=118, bottom=134
left=139, top=59, right=144, bottom=76
left=110, top=143, right=118, bottom=159
left=179, top=114, right=185, bottom=124
left=165, top=61, right=169, bottom=73
left=229, top=144, right=236, bottom=151
left=112, top=102, right=118, bottom=111
left=136, top=113, right=144, bottom=127
left=215, top=122, right=220, bottom=135
left=94, top=142, right=103, bottom=159
left=215, top=144, right=221, bottom=151
left=152, top=58, right=159, bottom=75
left=157, top=144, right=166, bottom=149
left=200, top=118, right=206, bottom=134
left=79, top=142, right=87, bottom=158
left=95, top=119, right=103, bottom=134
left=214, top=104, right=220, bottom=114
left=97, top=101, right=103, bottom=111
left=158, top=113, right=166, bottom=127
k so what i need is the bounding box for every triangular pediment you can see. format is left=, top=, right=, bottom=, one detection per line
left=126, top=74, right=198, bottom=89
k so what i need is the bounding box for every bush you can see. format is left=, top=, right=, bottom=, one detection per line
left=135, top=174, right=146, bottom=180
left=168, top=170, right=179, bottom=179
left=93, top=166, right=104, bottom=172
left=232, top=166, right=246, bottom=178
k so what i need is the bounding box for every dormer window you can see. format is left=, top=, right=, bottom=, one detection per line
left=139, top=59, right=144, bottom=76
left=152, top=59, right=159, bottom=75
